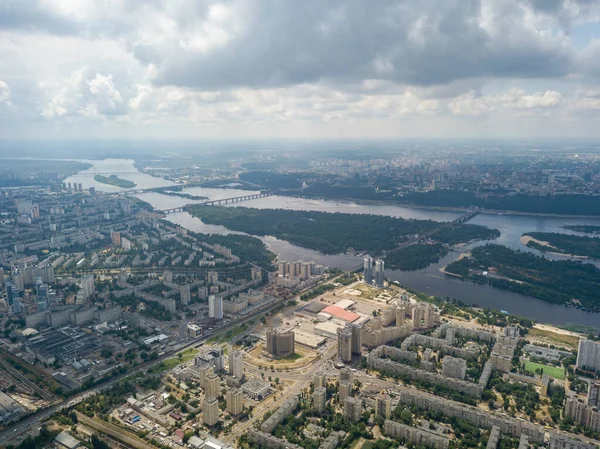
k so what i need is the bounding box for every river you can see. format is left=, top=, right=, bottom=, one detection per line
left=77, top=159, right=600, bottom=328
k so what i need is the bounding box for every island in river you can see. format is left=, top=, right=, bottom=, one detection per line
left=521, top=231, right=600, bottom=259
left=443, top=244, right=600, bottom=312
left=186, top=205, right=500, bottom=270
left=94, top=174, right=137, bottom=188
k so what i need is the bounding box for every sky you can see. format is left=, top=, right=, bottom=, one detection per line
left=1, top=0, right=600, bottom=140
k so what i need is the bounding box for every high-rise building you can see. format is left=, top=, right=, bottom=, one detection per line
left=0, top=269, right=4, bottom=287
left=209, top=347, right=224, bottom=371
left=577, top=339, right=600, bottom=372
left=396, top=303, right=409, bottom=326
left=229, top=350, right=244, bottom=379
left=36, top=278, right=49, bottom=311
left=344, top=397, right=362, bottom=422
left=313, top=387, right=327, bottom=413
left=363, top=257, right=373, bottom=284
left=226, top=388, right=244, bottom=416
left=80, top=274, right=95, bottom=300
left=11, top=271, right=24, bottom=292
left=565, top=397, right=600, bottom=432
left=5, top=281, right=16, bottom=306
left=110, top=231, right=121, bottom=246
left=203, top=397, right=219, bottom=426
left=411, top=302, right=437, bottom=330
left=337, top=326, right=352, bottom=362
left=198, top=286, right=208, bottom=300
left=313, top=374, right=326, bottom=389
left=208, top=271, right=219, bottom=285
left=375, top=394, right=391, bottom=419
left=375, top=259, right=385, bottom=288
left=180, top=285, right=190, bottom=306
left=120, top=200, right=131, bottom=214
left=277, top=261, right=287, bottom=277
left=339, top=380, right=352, bottom=403
left=11, top=297, right=22, bottom=315
left=209, top=295, right=224, bottom=319
left=266, top=328, right=295, bottom=358
left=300, top=262, right=312, bottom=280
left=163, top=270, right=173, bottom=284
left=589, top=381, right=600, bottom=408
left=204, top=373, right=221, bottom=398
left=350, top=323, right=362, bottom=355
left=38, top=265, right=55, bottom=284
left=442, top=356, right=467, bottom=380
left=339, top=367, right=353, bottom=383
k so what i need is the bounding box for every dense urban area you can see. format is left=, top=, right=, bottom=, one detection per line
left=0, top=144, right=600, bottom=449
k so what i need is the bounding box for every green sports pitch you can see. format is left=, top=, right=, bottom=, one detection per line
left=524, top=361, right=565, bottom=380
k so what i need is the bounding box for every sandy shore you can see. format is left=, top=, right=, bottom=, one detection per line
left=520, top=235, right=589, bottom=259
left=534, top=323, right=583, bottom=338
left=439, top=251, right=471, bottom=277
left=520, top=235, right=555, bottom=249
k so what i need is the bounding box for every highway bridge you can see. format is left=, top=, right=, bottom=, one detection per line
left=158, top=192, right=273, bottom=214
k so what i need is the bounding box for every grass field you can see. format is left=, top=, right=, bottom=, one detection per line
left=524, top=361, right=565, bottom=379
left=148, top=348, right=198, bottom=374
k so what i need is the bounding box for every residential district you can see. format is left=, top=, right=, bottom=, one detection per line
left=0, top=186, right=599, bottom=449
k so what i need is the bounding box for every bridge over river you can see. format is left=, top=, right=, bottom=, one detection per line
left=157, top=192, right=273, bottom=214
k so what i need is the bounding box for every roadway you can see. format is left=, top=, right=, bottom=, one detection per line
left=0, top=261, right=346, bottom=445
left=0, top=286, right=296, bottom=446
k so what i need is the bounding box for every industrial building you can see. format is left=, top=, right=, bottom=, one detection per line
left=0, top=391, right=22, bottom=423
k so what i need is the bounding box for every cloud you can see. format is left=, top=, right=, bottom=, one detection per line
left=1, top=0, right=600, bottom=138
left=137, top=0, right=575, bottom=90
left=39, top=69, right=127, bottom=119
left=0, top=80, right=10, bottom=103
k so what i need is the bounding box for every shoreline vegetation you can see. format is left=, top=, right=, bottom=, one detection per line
left=151, top=186, right=208, bottom=201
left=185, top=205, right=499, bottom=270
left=94, top=174, right=137, bottom=188
left=237, top=171, right=600, bottom=216
left=562, top=224, right=600, bottom=234
left=521, top=232, right=600, bottom=259
left=442, top=244, right=600, bottom=312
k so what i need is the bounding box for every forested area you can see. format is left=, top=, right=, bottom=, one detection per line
left=430, top=223, right=500, bottom=245
left=187, top=205, right=437, bottom=254
left=400, top=190, right=600, bottom=215
left=523, top=232, right=600, bottom=258
left=385, top=243, right=449, bottom=271
left=444, top=244, right=600, bottom=311
left=187, top=206, right=497, bottom=257
left=562, top=225, right=600, bottom=234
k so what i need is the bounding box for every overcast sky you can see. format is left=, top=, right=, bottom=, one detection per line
left=1, top=0, right=600, bottom=140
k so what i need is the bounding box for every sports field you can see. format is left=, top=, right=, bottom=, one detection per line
left=524, top=361, right=565, bottom=379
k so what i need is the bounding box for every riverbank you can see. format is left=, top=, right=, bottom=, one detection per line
left=520, top=234, right=593, bottom=260
left=276, top=193, right=600, bottom=219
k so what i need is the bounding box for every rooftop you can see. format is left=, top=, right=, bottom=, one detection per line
left=321, top=305, right=360, bottom=322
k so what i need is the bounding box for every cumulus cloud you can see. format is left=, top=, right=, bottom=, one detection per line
left=0, top=0, right=600, bottom=137
left=39, top=69, right=127, bottom=119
